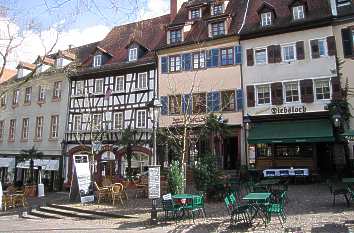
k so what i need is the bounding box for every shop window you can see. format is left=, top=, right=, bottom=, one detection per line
left=192, top=93, right=206, bottom=114
left=169, top=95, right=182, bottom=115
left=256, top=85, right=271, bottom=105
left=284, top=81, right=299, bottom=102
left=314, top=79, right=331, bottom=100
left=256, top=144, right=272, bottom=157
left=274, top=144, right=313, bottom=158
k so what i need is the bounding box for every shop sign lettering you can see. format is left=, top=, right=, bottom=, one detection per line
left=271, top=105, right=307, bottom=115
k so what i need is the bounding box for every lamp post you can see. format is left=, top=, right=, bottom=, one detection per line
left=147, top=97, right=161, bottom=225
left=332, top=113, right=342, bottom=128
left=243, top=115, right=252, bottom=168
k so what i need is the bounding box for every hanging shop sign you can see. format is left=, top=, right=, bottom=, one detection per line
left=271, top=105, right=307, bottom=115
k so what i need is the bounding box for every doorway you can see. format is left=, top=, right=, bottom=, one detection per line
left=317, top=143, right=334, bottom=175
left=223, top=137, right=238, bottom=170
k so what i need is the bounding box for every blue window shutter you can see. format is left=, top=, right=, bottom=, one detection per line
left=206, top=50, right=212, bottom=68
left=161, top=57, right=168, bottom=73
left=161, top=96, right=168, bottom=115
left=182, top=94, right=192, bottom=114
left=182, top=53, right=191, bottom=71
left=213, top=92, right=220, bottom=111
left=207, top=93, right=213, bottom=112
left=211, top=48, right=219, bottom=67
left=236, top=89, right=243, bottom=111
left=235, top=46, right=242, bottom=64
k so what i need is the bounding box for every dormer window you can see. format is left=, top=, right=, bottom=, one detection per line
left=93, top=55, right=102, bottom=67
left=261, top=12, right=272, bottom=26
left=129, top=48, right=138, bottom=61
left=293, top=5, right=305, bottom=20
left=212, top=4, right=224, bottom=15
left=336, top=0, right=351, bottom=7
left=190, top=8, right=201, bottom=19
left=170, top=29, right=182, bottom=44
left=211, top=21, right=225, bottom=37
left=56, top=58, right=63, bottom=68
left=17, top=68, right=24, bottom=78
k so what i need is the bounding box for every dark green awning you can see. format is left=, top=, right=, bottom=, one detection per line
left=341, top=130, right=354, bottom=141
left=248, top=119, right=334, bottom=144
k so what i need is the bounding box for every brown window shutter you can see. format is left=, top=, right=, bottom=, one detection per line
left=310, top=40, right=320, bottom=59
left=300, top=79, right=314, bottom=103
left=274, top=45, right=282, bottom=63
left=341, top=28, right=353, bottom=58
left=331, top=77, right=342, bottom=100
left=296, top=41, right=305, bottom=60
left=246, top=85, right=255, bottom=107
left=327, top=36, right=337, bottom=56
left=271, top=82, right=283, bottom=105
left=247, top=49, right=254, bottom=66
left=267, top=45, right=275, bottom=64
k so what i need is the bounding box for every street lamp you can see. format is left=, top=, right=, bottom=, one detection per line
left=243, top=115, right=252, bottom=168
left=332, top=113, right=342, bottom=128
left=147, top=97, right=161, bottom=225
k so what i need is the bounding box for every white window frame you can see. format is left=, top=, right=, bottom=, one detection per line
left=192, top=52, right=206, bottom=69
left=293, top=5, right=305, bottom=20
left=211, top=21, right=225, bottom=37
left=137, top=72, right=148, bottom=90
left=92, top=114, right=102, bottom=131
left=24, top=87, right=31, bottom=104
left=212, top=4, right=224, bottom=15
left=50, top=115, right=59, bottom=139
left=136, top=110, right=146, bottom=128
left=283, top=81, right=300, bottom=103
left=129, top=48, right=138, bottom=61
left=314, top=78, right=331, bottom=101
left=73, top=115, right=82, bottom=131
left=169, top=56, right=181, bottom=72
left=93, top=54, right=102, bottom=67
left=254, top=48, right=268, bottom=65
left=255, top=84, right=271, bottom=105
left=113, top=112, right=124, bottom=129
left=22, top=118, right=29, bottom=140
left=190, top=8, right=201, bottom=19
left=282, top=44, right=297, bottom=62
left=0, top=120, right=4, bottom=141
left=9, top=119, right=16, bottom=141
left=12, top=89, right=19, bottom=105
left=0, top=93, right=6, bottom=107
left=76, top=81, right=84, bottom=95
left=318, top=39, right=328, bottom=57
left=115, top=76, right=125, bottom=92
left=35, top=116, right=44, bottom=139
left=53, top=81, right=62, bottom=99
left=95, top=79, right=104, bottom=94
left=170, top=30, right=182, bottom=44
left=38, top=86, right=46, bottom=102
left=261, top=12, right=272, bottom=27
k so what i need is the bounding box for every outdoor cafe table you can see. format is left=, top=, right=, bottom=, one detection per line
left=342, top=178, right=354, bottom=184
left=172, top=194, right=198, bottom=218
left=242, top=192, right=271, bottom=225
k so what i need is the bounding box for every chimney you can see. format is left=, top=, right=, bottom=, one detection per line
left=170, top=0, right=184, bottom=22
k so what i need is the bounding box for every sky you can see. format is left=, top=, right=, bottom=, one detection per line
left=0, top=0, right=170, bottom=69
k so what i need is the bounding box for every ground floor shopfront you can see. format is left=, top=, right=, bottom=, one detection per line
left=246, top=116, right=343, bottom=175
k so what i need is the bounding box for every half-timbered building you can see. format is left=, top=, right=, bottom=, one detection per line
left=65, top=15, right=170, bottom=186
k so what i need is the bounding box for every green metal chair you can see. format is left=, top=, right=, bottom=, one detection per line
left=347, top=186, right=354, bottom=203
left=161, top=196, right=183, bottom=223
left=224, top=193, right=250, bottom=226
left=266, top=191, right=287, bottom=227
left=183, top=195, right=206, bottom=223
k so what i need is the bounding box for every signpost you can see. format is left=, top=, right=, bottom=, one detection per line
left=148, top=165, right=160, bottom=224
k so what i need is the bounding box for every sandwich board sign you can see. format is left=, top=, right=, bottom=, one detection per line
left=148, top=165, right=160, bottom=199
left=69, top=154, right=94, bottom=203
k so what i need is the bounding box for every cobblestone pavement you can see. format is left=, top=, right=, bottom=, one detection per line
left=0, top=183, right=354, bottom=232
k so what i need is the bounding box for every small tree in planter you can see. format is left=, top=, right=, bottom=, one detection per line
left=168, top=160, right=184, bottom=194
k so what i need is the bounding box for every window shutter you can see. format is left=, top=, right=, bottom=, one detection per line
left=207, top=92, right=213, bottom=112
left=331, top=77, right=342, bottom=100
left=236, top=89, right=243, bottom=111
left=327, top=36, right=337, bottom=56
left=160, top=96, right=168, bottom=115
left=310, top=40, right=320, bottom=59
left=161, top=56, right=168, bottom=73
left=211, top=48, right=219, bottom=67
left=182, top=94, right=192, bottom=114
left=274, top=45, right=282, bottom=63
left=271, top=82, right=283, bottom=105
left=296, top=41, right=305, bottom=60
left=267, top=45, right=275, bottom=64
left=246, top=85, right=255, bottom=107
left=341, top=28, right=353, bottom=58
left=247, top=49, right=254, bottom=66
left=182, top=53, right=191, bottom=71
left=206, top=50, right=212, bottom=68
left=300, top=79, right=314, bottom=103
left=235, top=46, right=242, bottom=64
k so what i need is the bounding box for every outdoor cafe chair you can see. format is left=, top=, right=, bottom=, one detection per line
left=2, top=194, right=12, bottom=211
left=326, top=179, right=349, bottom=206
left=266, top=191, right=287, bottom=227
left=161, top=193, right=183, bottom=223
left=111, top=183, right=124, bottom=207
left=94, top=182, right=110, bottom=204
left=224, top=194, right=250, bottom=226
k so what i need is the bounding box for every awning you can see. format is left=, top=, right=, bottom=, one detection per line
left=17, top=159, right=59, bottom=171
left=248, top=119, right=334, bottom=144
left=341, top=130, right=354, bottom=141
left=0, top=157, right=15, bottom=168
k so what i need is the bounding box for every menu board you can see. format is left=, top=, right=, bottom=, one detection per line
left=148, top=166, right=160, bottom=199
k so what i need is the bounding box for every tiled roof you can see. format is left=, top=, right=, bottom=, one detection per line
left=80, top=14, right=171, bottom=69
left=239, top=0, right=333, bottom=36
left=16, top=62, right=36, bottom=70
left=336, top=1, right=354, bottom=17
left=158, top=0, right=247, bottom=50
left=0, top=69, right=16, bottom=84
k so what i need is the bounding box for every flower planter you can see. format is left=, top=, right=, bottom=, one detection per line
left=24, top=185, right=37, bottom=197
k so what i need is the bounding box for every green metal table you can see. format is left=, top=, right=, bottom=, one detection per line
left=243, top=192, right=271, bottom=226
left=172, top=194, right=203, bottom=221
left=342, top=178, right=354, bottom=184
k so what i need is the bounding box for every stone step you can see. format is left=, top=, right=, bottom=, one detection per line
left=27, top=209, right=62, bottom=219
left=48, top=204, right=132, bottom=219
left=37, top=206, right=99, bottom=220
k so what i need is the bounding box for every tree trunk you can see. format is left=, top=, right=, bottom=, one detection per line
left=30, top=159, right=34, bottom=184
left=126, top=145, right=132, bottom=179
